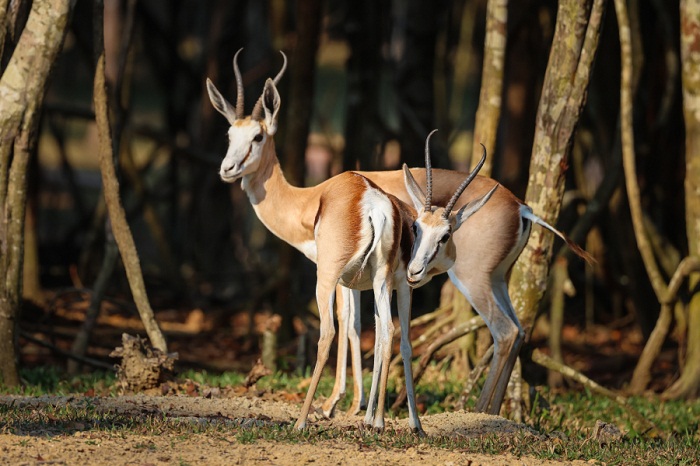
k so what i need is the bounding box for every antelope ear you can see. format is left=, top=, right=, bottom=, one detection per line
left=206, top=78, right=237, bottom=124
left=453, top=184, right=499, bottom=231
left=262, top=78, right=281, bottom=135
left=403, top=164, right=426, bottom=211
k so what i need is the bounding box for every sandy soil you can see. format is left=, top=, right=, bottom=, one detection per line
left=0, top=395, right=590, bottom=465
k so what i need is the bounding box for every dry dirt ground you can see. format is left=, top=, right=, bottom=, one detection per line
left=0, top=395, right=591, bottom=465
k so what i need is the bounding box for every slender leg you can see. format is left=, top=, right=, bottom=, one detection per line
left=370, top=273, right=394, bottom=431
left=323, top=285, right=350, bottom=418
left=295, top=277, right=337, bottom=429
left=323, top=286, right=365, bottom=417
left=486, top=278, right=525, bottom=414
left=396, top=283, right=423, bottom=434
left=448, top=270, right=519, bottom=415
left=346, top=288, right=366, bottom=414
left=364, top=302, right=383, bottom=426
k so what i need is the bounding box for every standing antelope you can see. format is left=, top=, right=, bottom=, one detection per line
left=206, top=50, right=591, bottom=423
left=296, top=151, right=495, bottom=432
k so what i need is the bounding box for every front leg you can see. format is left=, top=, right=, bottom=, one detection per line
left=396, top=283, right=424, bottom=435
left=369, top=276, right=394, bottom=431
left=364, top=301, right=383, bottom=426
left=295, top=279, right=337, bottom=429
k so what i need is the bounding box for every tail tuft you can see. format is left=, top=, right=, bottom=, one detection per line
left=561, top=233, right=596, bottom=265
left=521, top=207, right=596, bottom=265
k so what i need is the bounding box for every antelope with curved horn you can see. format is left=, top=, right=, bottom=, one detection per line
left=206, top=50, right=592, bottom=425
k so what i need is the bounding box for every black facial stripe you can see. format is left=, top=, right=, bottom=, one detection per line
left=427, top=243, right=440, bottom=266
left=239, top=146, right=252, bottom=166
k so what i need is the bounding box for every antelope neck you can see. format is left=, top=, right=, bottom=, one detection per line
left=240, top=142, right=316, bottom=254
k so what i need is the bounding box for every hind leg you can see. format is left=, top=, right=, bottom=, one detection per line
left=346, top=288, right=366, bottom=414
left=323, top=286, right=365, bottom=417
left=447, top=270, right=521, bottom=415
left=486, top=277, right=524, bottom=414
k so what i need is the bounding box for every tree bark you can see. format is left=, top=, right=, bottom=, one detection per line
left=447, top=0, right=509, bottom=372
left=616, top=0, right=667, bottom=302
left=93, top=48, right=167, bottom=352
left=21, top=199, right=44, bottom=306
left=0, top=0, right=73, bottom=386
left=470, top=0, right=508, bottom=176
left=663, top=0, right=700, bottom=399
left=508, top=0, right=604, bottom=333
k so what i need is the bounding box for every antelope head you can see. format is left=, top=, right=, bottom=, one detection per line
left=403, top=132, right=498, bottom=287
left=206, top=49, right=287, bottom=182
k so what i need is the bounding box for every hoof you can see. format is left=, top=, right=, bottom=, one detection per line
left=315, top=406, right=332, bottom=420
left=372, top=417, right=385, bottom=432
left=348, top=402, right=366, bottom=416
left=372, top=425, right=385, bottom=434
left=294, top=419, right=307, bottom=430
left=413, top=427, right=426, bottom=438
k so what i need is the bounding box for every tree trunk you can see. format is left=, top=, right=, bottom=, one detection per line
left=508, top=0, right=604, bottom=333
left=21, top=199, right=44, bottom=306
left=342, top=0, right=387, bottom=171
left=470, top=0, right=508, bottom=176
left=663, top=0, right=700, bottom=399
left=0, top=0, right=73, bottom=386
left=276, top=0, right=322, bottom=324
left=448, top=0, right=509, bottom=371
left=93, top=53, right=166, bottom=352
left=282, top=0, right=322, bottom=186
left=93, top=0, right=167, bottom=352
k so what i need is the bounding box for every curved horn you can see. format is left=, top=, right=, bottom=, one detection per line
left=233, top=48, right=245, bottom=119
left=443, top=143, right=487, bottom=218
left=252, top=51, right=288, bottom=121
left=424, top=129, right=438, bottom=211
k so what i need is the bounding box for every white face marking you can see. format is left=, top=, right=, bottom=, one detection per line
left=406, top=212, right=454, bottom=288
left=219, top=121, right=268, bottom=182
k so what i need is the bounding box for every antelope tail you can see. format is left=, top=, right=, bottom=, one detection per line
left=520, top=208, right=596, bottom=265
left=349, top=211, right=387, bottom=287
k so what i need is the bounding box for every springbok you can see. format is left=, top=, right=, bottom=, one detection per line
left=299, top=149, right=496, bottom=432
left=206, top=50, right=592, bottom=422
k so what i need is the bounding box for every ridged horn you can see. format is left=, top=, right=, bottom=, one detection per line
left=443, top=143, right=487, bottom=218
left=424, top=129, right=438, bottom=212
left=233, top=48, right=244, bottom=119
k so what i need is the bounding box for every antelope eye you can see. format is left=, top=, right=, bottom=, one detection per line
left=253, top=133, right=263, bottom=143
left=412, top=224, right=418, bottom=235
left=439, top=233, right=450, bottom=244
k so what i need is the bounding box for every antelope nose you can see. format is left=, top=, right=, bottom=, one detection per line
left=410, top=265, right=425, bottom=277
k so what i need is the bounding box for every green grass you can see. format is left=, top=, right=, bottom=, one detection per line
left=1, top=366, right=698, bottom=465
left=2, top=366, right=117, bottom=396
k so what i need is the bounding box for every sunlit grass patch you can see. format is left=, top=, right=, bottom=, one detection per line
left=1, top=366, right=698, bottom=465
